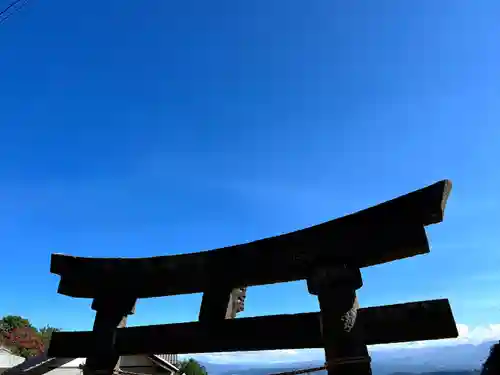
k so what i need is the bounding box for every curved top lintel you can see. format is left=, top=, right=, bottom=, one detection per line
left=51, top=179, right=452, bottom=299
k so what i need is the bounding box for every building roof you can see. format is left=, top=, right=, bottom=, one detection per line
left=1, top=353, right=178, bottom=375
left=1, top=353, right=73, bottom=375
left=148, top=355, right=179, bottom=373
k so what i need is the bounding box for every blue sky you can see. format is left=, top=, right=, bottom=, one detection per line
left=1, top=0, right=500, bottom=353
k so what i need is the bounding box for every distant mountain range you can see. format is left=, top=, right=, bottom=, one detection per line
left=389, top=372, right=480, bottom=375
left=197, top=340, right=497, bottom=375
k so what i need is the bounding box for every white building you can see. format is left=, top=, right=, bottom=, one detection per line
left=0, top=347, right=25, bottom=374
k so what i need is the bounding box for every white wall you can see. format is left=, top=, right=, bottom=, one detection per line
left=0, top=349, right=25, bottom=369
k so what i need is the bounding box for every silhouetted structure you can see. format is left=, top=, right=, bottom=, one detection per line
left=481, top=341, right=500, bottom=375
left=47, top=180, right=458, bottom=375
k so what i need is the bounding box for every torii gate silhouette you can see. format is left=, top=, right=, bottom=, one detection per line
left=48, top=180, right=458, bottom=375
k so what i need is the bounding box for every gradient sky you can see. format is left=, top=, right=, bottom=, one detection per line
left=1, top=0, right=499, bottom=352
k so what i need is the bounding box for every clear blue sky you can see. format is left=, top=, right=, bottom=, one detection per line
left=0, top=0, right=499, bottom=335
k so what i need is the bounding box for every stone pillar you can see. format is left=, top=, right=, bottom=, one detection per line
left=225, top=287, right=247, bottom=319
left=307, top=265, right=371, bottom=375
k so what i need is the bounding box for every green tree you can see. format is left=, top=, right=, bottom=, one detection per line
left=0, top=315, right=39, bottom=357
left=0, top=315, right=35, bottom=332
left=0, top=315, right=57, bottom=358
left=38, top=325, right=61, bottom=349
left=177, top=358, right=208, bottom=375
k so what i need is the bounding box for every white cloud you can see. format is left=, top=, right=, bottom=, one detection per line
left=191, top=349, right=319, bottom=365
left=371, top=323, right=500, bottom=351
left=186, top=323, right=500, bottom=365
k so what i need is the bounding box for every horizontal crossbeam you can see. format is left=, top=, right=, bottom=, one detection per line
left=48, top=299, right=458, bottom=357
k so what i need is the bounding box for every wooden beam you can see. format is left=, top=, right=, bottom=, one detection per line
left=48, top=299, right=458, bottom=357
left=199, top=287, right=233, bottom=322
left=83, top=296, right=137, bottom=375
left=197, top=257, right=242, bottom=323
left=50, top=179, right=451, bottom=299
left=53, top=223, right=429, bottom=299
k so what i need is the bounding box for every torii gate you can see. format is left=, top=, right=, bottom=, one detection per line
left=47, top=180, right=457, bottom=375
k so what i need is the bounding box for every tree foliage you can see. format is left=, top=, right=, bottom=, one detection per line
left=0, top=315, right=35, bottom=332
left=177, top=358, right=208, bottom=375
left=38, top=325, right=61, bottom=348
left=0, top=315, right=61, bottom=358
